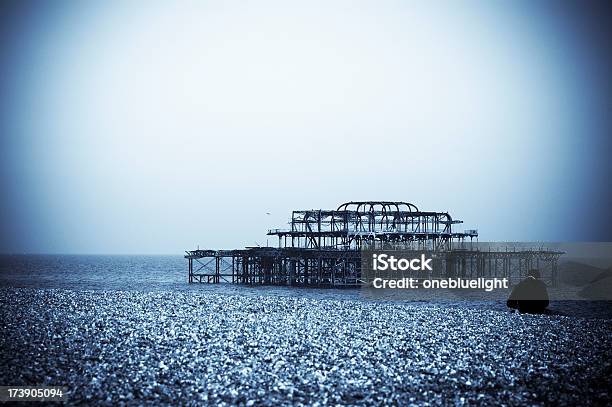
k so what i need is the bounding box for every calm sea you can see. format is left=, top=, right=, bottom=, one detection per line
left=0, top=255, right=360, bottom=299
left=3, top=255, right=612, bottom=318
left=0, top=255, right=190, bottom=291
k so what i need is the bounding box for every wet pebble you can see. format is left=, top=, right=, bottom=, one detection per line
left=0, top=288, right=611, bottom=405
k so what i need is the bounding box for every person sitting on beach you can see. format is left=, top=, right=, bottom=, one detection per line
left=507, top=269, right=550, bottom=314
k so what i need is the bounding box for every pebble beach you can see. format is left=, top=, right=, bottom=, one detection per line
left=1, top=287, right=611, bottom=405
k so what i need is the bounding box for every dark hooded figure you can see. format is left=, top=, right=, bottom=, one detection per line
left=507, top=269, right=550, bottom=313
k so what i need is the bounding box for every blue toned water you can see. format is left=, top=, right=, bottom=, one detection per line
left=0, top=255, right=361, bottom=299
left=0, top=255, right=190, bottom=291
left=1, top=255, right=611, bottom=318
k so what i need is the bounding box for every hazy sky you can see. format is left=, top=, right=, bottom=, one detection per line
left=1, top=0, right=611, bottom=254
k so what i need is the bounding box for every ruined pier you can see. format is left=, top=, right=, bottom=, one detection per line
left=186, top=201, right=562, bottom=287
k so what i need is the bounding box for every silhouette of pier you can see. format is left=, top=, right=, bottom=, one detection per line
left=186, top=201, right=562, bottom=287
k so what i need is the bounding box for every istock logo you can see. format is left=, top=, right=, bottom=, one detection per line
left=372, top=253, right=433, bottom=271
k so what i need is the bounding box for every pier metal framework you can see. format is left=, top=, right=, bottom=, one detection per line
left=186, top=201, right=563, bottom=287
left=267, top=201, right=477, bottom=250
